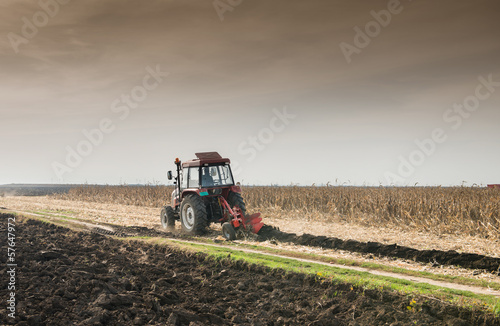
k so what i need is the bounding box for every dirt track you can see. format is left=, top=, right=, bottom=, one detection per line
left=1, top=214, right=498, bottom=325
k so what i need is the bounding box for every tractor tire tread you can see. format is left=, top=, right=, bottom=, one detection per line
left=181, top=194, right=208, bottom=235
left=228, top=191, right=247, bottom=216
left=161, top=206, right=176, bottom=230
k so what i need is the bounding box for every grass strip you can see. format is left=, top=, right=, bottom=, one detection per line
left=187, top=237, right=500, bottom=292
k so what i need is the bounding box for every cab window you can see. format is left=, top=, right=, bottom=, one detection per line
left=181, top=168, right=188, bottom=190
left=201, top=164, right=234, bottom=187
left=187, top=167, right=200, bottom=188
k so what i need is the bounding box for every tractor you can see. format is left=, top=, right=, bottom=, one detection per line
left=161, top=152, right=264, bottom=240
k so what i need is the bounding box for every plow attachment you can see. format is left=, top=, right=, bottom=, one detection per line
left=218, top=196, right=264, bottom=239
left=243, top=212, right=264, bottom=234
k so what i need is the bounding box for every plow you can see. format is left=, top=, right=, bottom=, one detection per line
left=161, top=152, right=264, bottom=240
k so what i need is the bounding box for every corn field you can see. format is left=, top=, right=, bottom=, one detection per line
left=54, top=184, right=170, bottom=208
left=54, top=185, right=500, bottom=239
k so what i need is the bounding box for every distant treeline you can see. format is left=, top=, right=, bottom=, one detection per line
left=0, top=184, right=77, bottom=196
left=0, top=184, right=168, bottom=197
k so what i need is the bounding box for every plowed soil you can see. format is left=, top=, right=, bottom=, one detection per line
left=1, top=214, right=499, bottom=325
left=90, top=221, right=500, bottom=274
left=257, top=226, right=500, bottom=274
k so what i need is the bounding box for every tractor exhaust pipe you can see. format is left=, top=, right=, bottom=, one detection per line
left=175, top=158, right=182, bottom=205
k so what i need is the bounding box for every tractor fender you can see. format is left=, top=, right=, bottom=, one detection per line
left=230, top=185, right=242, bottom=193
left=181, top=189, right=202, bottom=199
left=173, top=188, right=203, bottom=208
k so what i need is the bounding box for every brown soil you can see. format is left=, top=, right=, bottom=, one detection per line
left=256, top=226, right=500, bottom=274
left=1, top=214, right=499, bottom=326
left=83, top=220, right=500, bottom=275
left=35, top=212, right=500, bottom=275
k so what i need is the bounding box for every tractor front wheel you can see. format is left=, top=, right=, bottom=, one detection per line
left=161, top=206, right=176, bottom=230
left=222, top=222, right=236, bottom=241
left=180, top=195, right=208, bottom=235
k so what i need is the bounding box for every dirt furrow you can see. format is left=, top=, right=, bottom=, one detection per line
left=256, top=225, right=500, bottom=274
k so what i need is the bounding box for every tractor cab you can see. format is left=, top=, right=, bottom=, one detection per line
left=168, top=152, right=237, bottom=205
left=181, top=163, right=234, bottom=190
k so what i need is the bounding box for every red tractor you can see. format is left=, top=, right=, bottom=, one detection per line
left=161, top=152, right=263, bottom=240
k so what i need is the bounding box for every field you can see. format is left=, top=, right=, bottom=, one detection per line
left=1, top=184, right=500, bottom=325
left=3, top=215, right=499, bottom=325
left=54, top=184, right=500, bottom=239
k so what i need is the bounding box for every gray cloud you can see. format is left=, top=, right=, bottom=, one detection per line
left=1, top=0, right=499, bottom=184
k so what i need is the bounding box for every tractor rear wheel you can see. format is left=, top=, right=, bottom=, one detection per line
left=161, top=206, right=176, bottom=230
left=180, top=194, right=208, bottom=235
left=222, top=222, right=236, bottom=241
left=228, top=192, right=247, bottom=216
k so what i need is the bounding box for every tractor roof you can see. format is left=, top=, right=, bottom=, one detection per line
left=182, top=152, right=231, bottom=167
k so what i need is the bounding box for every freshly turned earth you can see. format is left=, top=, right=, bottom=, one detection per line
left=88, top=221, right=500, bottom=274
left=257, top=226, right=500, bottom=274
left=0, top=214, right=498, bottom=326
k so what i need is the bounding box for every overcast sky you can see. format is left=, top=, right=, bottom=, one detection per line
left=1, top=0, right=499, bottom=186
